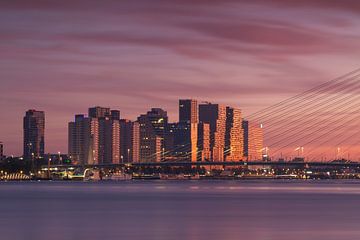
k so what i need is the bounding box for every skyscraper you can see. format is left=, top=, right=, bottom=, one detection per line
left=68, top=114, right=99, bottom=165
left=111, top=110, right=120, bottom=120
left=88, top=106, right=110, bottom=118
left=199, top=103, right=226, bottom=161
left=165, top=122, right=198, bottom=162
left=164, top=123, right=176, bottom=159
left=163, top=99, right=199, bottom=162
left=23, top=109, right=45, bottom=160
left=98, top=116, right=120, bottom=164
left=242, top=120, right=263, bottom=161
left=197, top=122, right=211, bottom=161
left=120, top=119, right=140, bottom=163
left=68, top=107, right=120, bottom=165
left=225, top=107, right=244, bottom=161
left=179, top=99, right=198, bottom=123
left=163, top=100, right=199, bottom=162
left=0, top=142, right=4, bottom=160
left=138, top=108, right=168, bottom=162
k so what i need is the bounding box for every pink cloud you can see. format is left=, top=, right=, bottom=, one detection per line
left=1, top=0, right=360, bottom=155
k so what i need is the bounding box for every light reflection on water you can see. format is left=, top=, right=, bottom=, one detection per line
left=1, top=180, right=360, bottom=240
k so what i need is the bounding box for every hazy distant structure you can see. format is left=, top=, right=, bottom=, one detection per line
left=199, top=103, right=226, bottom=161
left=138, top=108, right=168, bottom=162
left=0, top=142, right=4, bottom=160
left=120, top=119, right=140, bottom=163
left=225, top=107, right=244, bottom=161
left=23, top=109, right=45, bottom=160
left=242, top=120, right=263, bottom=161
left=68, top=107, right=120, bottom=165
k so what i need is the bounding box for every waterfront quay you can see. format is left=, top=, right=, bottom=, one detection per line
left=0, top=159, right=358, bottom=181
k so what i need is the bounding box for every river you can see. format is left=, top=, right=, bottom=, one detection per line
left=0, top=180, right=359, bottom=240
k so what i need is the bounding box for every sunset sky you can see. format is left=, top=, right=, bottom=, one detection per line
left=1, top=0, right=360, bottom=156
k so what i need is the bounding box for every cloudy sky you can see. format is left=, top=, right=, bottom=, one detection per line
left=1, top=0, right=360, bottom=155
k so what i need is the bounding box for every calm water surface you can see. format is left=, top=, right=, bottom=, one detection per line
left=1, top=180, right=360, bottom=240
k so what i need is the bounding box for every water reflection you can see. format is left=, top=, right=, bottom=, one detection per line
left=0, top=180, right=360, bottom=240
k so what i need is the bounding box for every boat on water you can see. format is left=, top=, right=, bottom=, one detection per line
left=132, top=174, right=161, bottom=180
left=159, top=174, right=200, bottom=180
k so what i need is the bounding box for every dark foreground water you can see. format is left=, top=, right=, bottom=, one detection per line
left=1, top=180, right=360, bottom=240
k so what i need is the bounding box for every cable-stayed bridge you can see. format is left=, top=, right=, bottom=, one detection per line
left=247, top=68, right=360, bottom=161
left=41, top=68, right=360, bottom=175
left=157, top=68, right=360, bottom=163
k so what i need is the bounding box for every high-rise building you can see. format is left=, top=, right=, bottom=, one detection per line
left=165, top=122, right=198, bottom=162
left=23, top=109, right=45, bottom=160
left=164, top=99, right=199, bottom=162
left=120, top=119, right=140, bottom=163
left=0, top=142, right=4, bottom=160
left=164, top=123, right=177, bottom=159
left=242, top=120, right=263, bottom=161
left=225, top=107, right=244, bottom=161
left=68, top=107, right=120, bottom=165
left=132, top=122, right=140, bottom=163
left=111, top=110, right=120, bottom=120
left=88, top=106, right=110, bottom=118
left=146, top=108, right=168, bottom=139
left=138, top=108, right=168, bottom=162
left=199, top=103, right=226, bottom=161
left=98, top=116, right=120, bottom=164
left=68, top=114, right=99, bottom=165
left=197, top=122, right=211, bottom=161
left=178, top=99, right=198, bottom=161
left=179, top=99, right=198, bottom=124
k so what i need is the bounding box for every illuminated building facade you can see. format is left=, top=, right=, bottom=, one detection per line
left=138, top=108, right=168, bottom=162
left=225, top=107, right=243, bottom=161
left=199, top=103, right=226, bottom=161
left=68, top=107, right=120, bottom=165
left=120, top=119, right=140, bottom=163
left=179, top=99, right=198, bottom=124
left=68, top=114, right=99, bottom=165
left=98, top=116, right=120, bottom=164
left=242, top=120, right=263, bottom=160
left=197, top=122, right=211, bottom=161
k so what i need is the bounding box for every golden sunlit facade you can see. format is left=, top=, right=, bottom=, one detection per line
left=225, top=107, right=244, bottom=161
left=243, top=120, right=263, bottom=161
left=199, top=103, right=226, bottom=161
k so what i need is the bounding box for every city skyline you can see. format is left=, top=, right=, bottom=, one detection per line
left=65, top=99, right=260, bottom=164
left=2, top=0, right=360, bottom=156
left=5, top=98, right=263, bottom=163
left=2, top=2, right=360, bottom=240
left=2, top=99, right=258, bottom=156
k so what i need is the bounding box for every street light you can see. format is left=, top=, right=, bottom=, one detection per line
left=261, top=147, right=269, bottom=161
left=58, top=151, right=62, bottom=165
left=127, top=149, right=130, bottom=162
left=295, top=146, right=304, bottom=157
left=48, top=158, right=51, bottom=179
left=31, top=152, right=35, bottom=175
